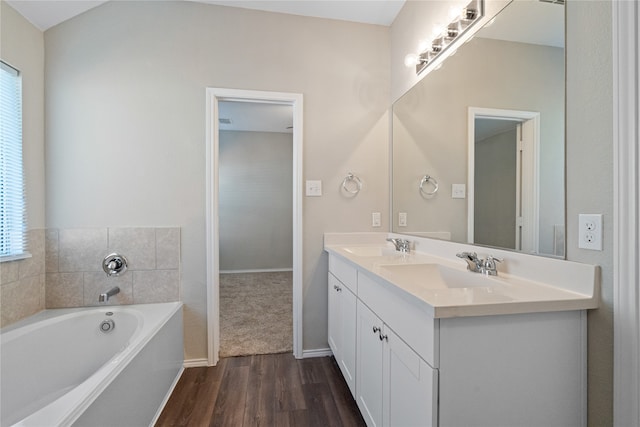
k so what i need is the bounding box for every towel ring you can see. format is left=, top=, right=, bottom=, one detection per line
left=419, top=175, right=438, bottom=196
left=342, top=173, right=362, bottom=194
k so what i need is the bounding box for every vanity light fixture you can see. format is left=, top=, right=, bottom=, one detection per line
left=404, top=0, right=484, bottom=75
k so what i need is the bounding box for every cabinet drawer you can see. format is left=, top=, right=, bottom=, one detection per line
left=358, top=270, right=438, bottom=367
left=329, top=255, right=357, bottom=293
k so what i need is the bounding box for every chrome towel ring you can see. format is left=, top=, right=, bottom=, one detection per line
left=342, top=172, right=362, bottom=195
left=419, top=175, right=439, bottom=196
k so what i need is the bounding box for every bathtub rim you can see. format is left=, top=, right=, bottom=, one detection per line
left=2, top=302, right=183, bottom=427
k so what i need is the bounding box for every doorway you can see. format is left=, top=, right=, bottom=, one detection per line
left=467, top=107, right=540, bottom=253
left=206, top=88, right=303, bottom=365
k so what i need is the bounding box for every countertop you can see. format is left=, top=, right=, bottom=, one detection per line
left=324, top=238, right=599, bottom=318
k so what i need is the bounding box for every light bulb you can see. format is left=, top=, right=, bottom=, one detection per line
left=431, top=23, right=446, bottom=37
left=417, top=39, right=430, bottom=53
left=404, top=53, right=420, bottom=67
left=448, top=6, right=464, bottom=21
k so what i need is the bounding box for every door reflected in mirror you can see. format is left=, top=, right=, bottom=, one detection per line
left=392, top=0, right=565, bottom=258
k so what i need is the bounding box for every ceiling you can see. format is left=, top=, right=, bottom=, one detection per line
left=5, top=0, right=406, bottom=32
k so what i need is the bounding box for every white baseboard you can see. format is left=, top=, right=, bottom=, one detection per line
left=183, top=358, right=209, bottom=368
left=302, top=348, right=333, bottom=358
left=219, top=268, right=293, bottom=274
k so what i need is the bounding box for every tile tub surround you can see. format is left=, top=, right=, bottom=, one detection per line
left=45, top=227, right=180, bottom=308
left=0, top=229, right=46, bottom=327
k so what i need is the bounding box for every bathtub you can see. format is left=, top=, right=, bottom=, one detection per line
left=0, top=302, right=183, bottom=427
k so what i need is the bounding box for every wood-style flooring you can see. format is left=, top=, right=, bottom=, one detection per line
left=155, top=353, right=366, bottom=427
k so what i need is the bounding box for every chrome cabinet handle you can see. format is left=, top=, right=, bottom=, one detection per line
left=372, top=326, right=380, bottom=334
left=333, top=284, right=342, bottom=292
left=379, top=333, right=388, bottom=342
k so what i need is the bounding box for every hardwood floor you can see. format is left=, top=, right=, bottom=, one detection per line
left=156, top=353, right=366, bottom=427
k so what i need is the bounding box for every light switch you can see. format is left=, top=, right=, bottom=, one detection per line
left=305, top=180, right=322, bottom=197
left=398, top=212, right=407, bottom=227
left=452, top=184, right=466, bottom=199
left=372, top=212, right=381, bottom=227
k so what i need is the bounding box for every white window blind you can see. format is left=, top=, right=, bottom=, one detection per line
left=0, top=61, right=27, bottom=260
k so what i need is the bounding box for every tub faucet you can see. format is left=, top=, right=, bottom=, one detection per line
left=387, top=238, right=411, bottom=253
left=99, top=286, right=120, bottom=303
left=456, top=252, right=502, bottom=276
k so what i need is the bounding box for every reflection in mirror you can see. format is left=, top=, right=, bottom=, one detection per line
left=392, top=0, right=565, bottom=258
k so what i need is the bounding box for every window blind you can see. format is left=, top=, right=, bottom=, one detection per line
left=0, top=61, right=27, bottom=260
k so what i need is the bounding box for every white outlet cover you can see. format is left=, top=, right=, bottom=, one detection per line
left=578, top=214, right=603, bottom=250
left=305, top=180, right=322, bottom=197
left=452, top=184, right=466, bottom=199
left=372, top=212, right=381, bottom=227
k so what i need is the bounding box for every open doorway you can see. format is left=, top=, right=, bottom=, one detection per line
left=217, top=101, right=293, bottom=357
left=206, top=88, right=303, bottom=366
left=467, top=107, right=540, bottom=253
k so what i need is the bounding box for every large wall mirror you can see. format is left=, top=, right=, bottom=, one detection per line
left=392, top=0, right=565, bottom=258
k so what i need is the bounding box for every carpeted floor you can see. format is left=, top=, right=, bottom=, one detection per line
left=219, top=271, right=293, bottom=358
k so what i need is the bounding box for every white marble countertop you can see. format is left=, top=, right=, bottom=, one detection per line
left=324, top=233, right=600, bottom=318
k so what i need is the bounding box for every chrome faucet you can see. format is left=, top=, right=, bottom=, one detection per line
left=387, top=238, right=411, bottom=253
left=99, top=286, right=120, bottom=303
left=456, top=252, right=502, bottom=276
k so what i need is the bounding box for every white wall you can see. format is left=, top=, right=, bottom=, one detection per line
left=219, top=131, right=293, bottom=272
left=43, top=1, right=390, bottom=359
left=566, top=1, right=613, bottom=425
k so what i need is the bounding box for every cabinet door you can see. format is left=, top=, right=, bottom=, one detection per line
left=356, top=301, right=384, bottom=427
left=340, top=284, right=357, bottom=396
left=383, top=327, right=438, bottom=427
left=328, top=274, right=342, bottom=360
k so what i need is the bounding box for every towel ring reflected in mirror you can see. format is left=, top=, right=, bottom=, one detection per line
left=419, top=175, right=439, bottom=196
left=342, top=172, right=362, bottom=195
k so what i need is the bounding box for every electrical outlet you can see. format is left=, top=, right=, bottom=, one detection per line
left=398, top=212, right=407, bottom=227
left=372, top=212, right=381, bottom=227
left=578, top=214, right=602, bottom=250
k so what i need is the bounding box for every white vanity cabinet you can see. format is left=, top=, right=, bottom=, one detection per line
left=327, top=250, right=589, bottom=427
left=356, top=300, right=437, bottom=427
left=328, top=257, right=357, bottom=396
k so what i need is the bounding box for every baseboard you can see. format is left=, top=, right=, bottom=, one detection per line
left=183, top=358, right=209, bottom=368
left=219, top=268, right=293, bottom=274
left=302, top=348, right=333, bottom=358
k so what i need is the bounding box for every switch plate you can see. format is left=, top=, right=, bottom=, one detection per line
left=305, top=180, right=322, bottom=197
left=452, top=184, right=466, bottom=199
left=398, top=212, right=407, bottom=227
left=578, top=214, right=602, bottom=250
left=372, top=212, right=381, bottom=227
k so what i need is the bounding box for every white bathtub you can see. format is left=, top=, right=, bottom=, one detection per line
left=0, top=302, right=183, bottom=427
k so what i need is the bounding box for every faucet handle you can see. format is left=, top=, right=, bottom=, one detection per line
left=456, top=251, right=477, bottom=260
left=483, top=255, right=503, bottom=275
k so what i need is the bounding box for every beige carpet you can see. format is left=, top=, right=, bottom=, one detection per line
left=219, top=271, right=293, bottom=358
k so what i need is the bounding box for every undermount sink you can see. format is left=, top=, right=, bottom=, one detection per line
left=379, top=263, right=499, bottom=289
left=342, top=246, right=401, bottom=257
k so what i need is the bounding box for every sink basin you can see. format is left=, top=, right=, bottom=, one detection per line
left=342, top=246, right=400, bottom=257
left=379, top=263, right=499, bottom=289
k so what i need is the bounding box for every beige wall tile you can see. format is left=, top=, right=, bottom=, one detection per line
left=46, top=272, right=84, bottom=308
left=133, top=270, right=179, bottom=304
left=108, top=228, right=156, bottom=270
left=83, top=272, right=133, bottom=306
left=45, top=229, right=59, bottom=273
left=1, top=276, right=43, bottom=327
left=156, top=228, right=180, bottom=270
left=0, top=260, right=20, bottom=285
left=59, top=228, right=107, bottom=272
left=19, top=229, right=45, bottom=279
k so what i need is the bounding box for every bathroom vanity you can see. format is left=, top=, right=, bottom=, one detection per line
left=325, top=233, right=599, bottom=427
